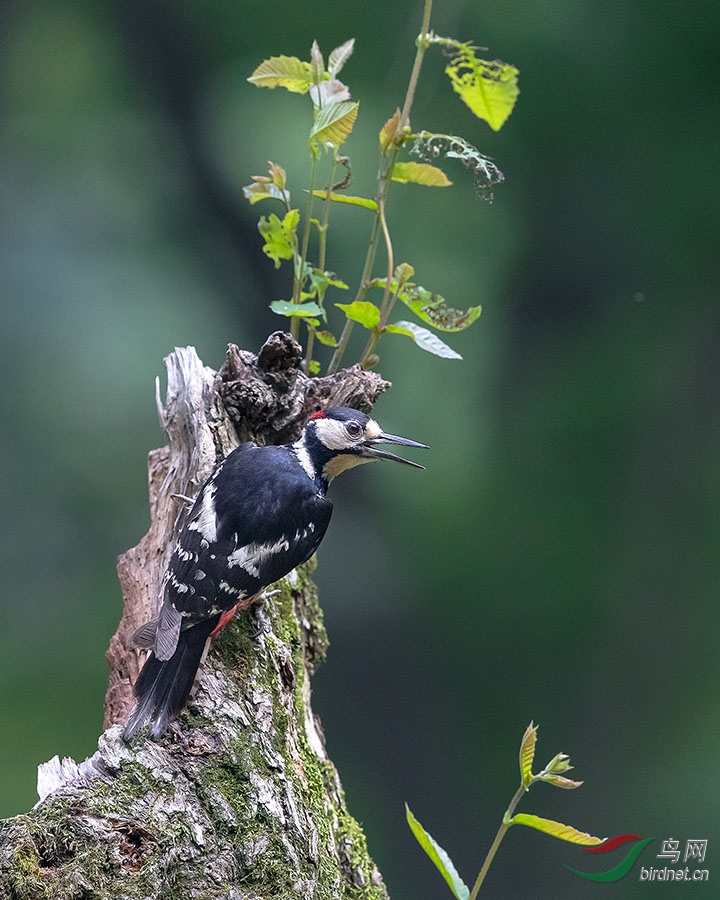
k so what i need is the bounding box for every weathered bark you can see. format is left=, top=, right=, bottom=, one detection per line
left=0, top=334, right=391, bottom=900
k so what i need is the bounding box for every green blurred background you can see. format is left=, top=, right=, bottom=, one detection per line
left=1, top=0, right=718, bottom=897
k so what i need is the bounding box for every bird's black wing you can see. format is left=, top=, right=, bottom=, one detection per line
left=164, top=443, right=332, bottom=623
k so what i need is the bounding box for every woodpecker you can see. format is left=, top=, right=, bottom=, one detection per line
left=124, top=406, right=427, bottom=740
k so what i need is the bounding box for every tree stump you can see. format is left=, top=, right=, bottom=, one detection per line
left=0, top=334, right=391, bottom=900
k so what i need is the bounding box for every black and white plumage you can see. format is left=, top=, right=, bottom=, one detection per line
left=124, top=406, right=427, bottom=740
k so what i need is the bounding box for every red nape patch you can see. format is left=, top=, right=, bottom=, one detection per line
left=308, top=409, right=327, bottom=420
left=210, top=604, right=239, bottom=637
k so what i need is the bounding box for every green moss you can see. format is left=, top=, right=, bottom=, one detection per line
left=2, top=564, right=385, bottom=900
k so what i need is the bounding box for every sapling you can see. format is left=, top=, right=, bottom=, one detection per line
left=244, top=0, right=518, bottom=374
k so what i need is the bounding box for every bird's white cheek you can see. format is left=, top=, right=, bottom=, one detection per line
left=314, top=418, right=353, bottom=450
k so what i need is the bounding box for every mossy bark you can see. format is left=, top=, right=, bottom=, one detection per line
left=0, top=334, right=391, bottom=900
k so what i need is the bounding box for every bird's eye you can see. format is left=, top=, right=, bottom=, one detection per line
left=345, top=421, right=363, bottom=438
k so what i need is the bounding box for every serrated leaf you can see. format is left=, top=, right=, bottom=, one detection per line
left=540, top=774, right=584, bottom=790
left=512, top=814, right=604, bottom=846
left=310, top=100, right=359, bottom=148
left=372, top=279, right=481, bottom=332
left=248, top=56, right=314, bottom=93
left=445, top=48, right=519, bottom=131
left=392, top=161, right=452, bottom=187
left=379, top=108, right=401, bottom=151
left=258, top=210, right=298, bottom=268
left=335, top=301, right=380, bottom=330
left=406, top=806, right=469, bottom=900
left=393, top=321, right=462, bottom=359
left=308, top=359, right=321, bottom=375
left=520, top=722, right=538, bottom=787
left=329, top=38, right=355, bottom=77
left=270, top=300, right=323, bottom=317
left=311, top=190, right=377, bottom=210
left=314, top=330, right=337, bottom=347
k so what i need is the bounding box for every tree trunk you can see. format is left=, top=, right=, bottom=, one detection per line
left=0, top=334, right=391, bottom=900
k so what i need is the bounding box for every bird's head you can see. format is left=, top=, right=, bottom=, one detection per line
left=298, top=407, right=428, bottom=482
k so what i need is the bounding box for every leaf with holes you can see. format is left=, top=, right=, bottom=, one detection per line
left=445, top=46, right=519, bottom=131
left=393, top=321, right=462, bottom=359
left=310, top=101, right=359, bottom=148
left=248, top=56, right=315, bottom=93
left=372, top=279, right=481, bottom=332
left=392, top=162, right=452, bottom=187
left=406, top=805, right=469, bottom=900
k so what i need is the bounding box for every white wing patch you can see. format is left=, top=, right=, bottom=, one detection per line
left=227, top=536, right=295, bottom=577
left=187, top=482, right=218, bottom=542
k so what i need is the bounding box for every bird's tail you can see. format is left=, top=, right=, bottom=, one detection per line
left=123, top=619, right=216, bottom=740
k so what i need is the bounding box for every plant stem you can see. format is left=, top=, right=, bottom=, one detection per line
left=359, top=201, right=396, bottom=367
left=468, top=782, right=526, bottom=900
left=304, top=325, right=315, bottom=373
left=291, top=151, right=320, bottom=339
left=399, top=0, right=434, bottom=133
left=327, top=0, right=434, bottom=374
left=318, top=151, right=339, bottom=273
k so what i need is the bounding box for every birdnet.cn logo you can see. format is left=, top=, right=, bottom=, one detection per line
left=564, top=834, right=709, bottom=883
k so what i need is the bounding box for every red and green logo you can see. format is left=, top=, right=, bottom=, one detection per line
left=566, top=834, right=654, bottom=882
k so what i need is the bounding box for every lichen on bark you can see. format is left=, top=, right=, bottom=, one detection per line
left=0, top=334, right=391, bottom=900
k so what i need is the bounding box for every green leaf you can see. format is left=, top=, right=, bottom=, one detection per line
left=520, top=722, right=538, bottom=787
left=392, top=161, right=452, bottom=187
left=384, top=324, right=416, bottom=339
left=512, top=814, right=604, bottom=846
left=328, top=38, right=355, bottom=77
left=270, top=300, right=322, bottom=317
left=258, top=210, right=299, bottom=268
left=445, top=47, right=519, bottom=131
left=335, top=301, right=380, bottom=330
left=372, top=279, right=481, bottom=332
left=393, top=321, right=462, bottom=359
left=406, top=805, right=469, bottom=900
left=308, top=359, right=321, bottom=375
left=310, top=100, right=359, bottom=148
left=544, top=752, right=573, bottom=775
left=248, top=56, right=315, bottom=93
left=310, top=190, right=378, bottom=211
left=314, top=330, right=337, bottom=347
left=309, top=269, right=348, bottom=304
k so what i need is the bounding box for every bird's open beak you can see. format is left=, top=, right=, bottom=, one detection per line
left=361, top=432, right=429, bottom=469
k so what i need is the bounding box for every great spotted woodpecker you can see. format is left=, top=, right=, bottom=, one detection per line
left=124, top=406, right=427, bottom=739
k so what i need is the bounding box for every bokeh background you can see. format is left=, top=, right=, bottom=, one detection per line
left=1, top=0, right=718, bottom=897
